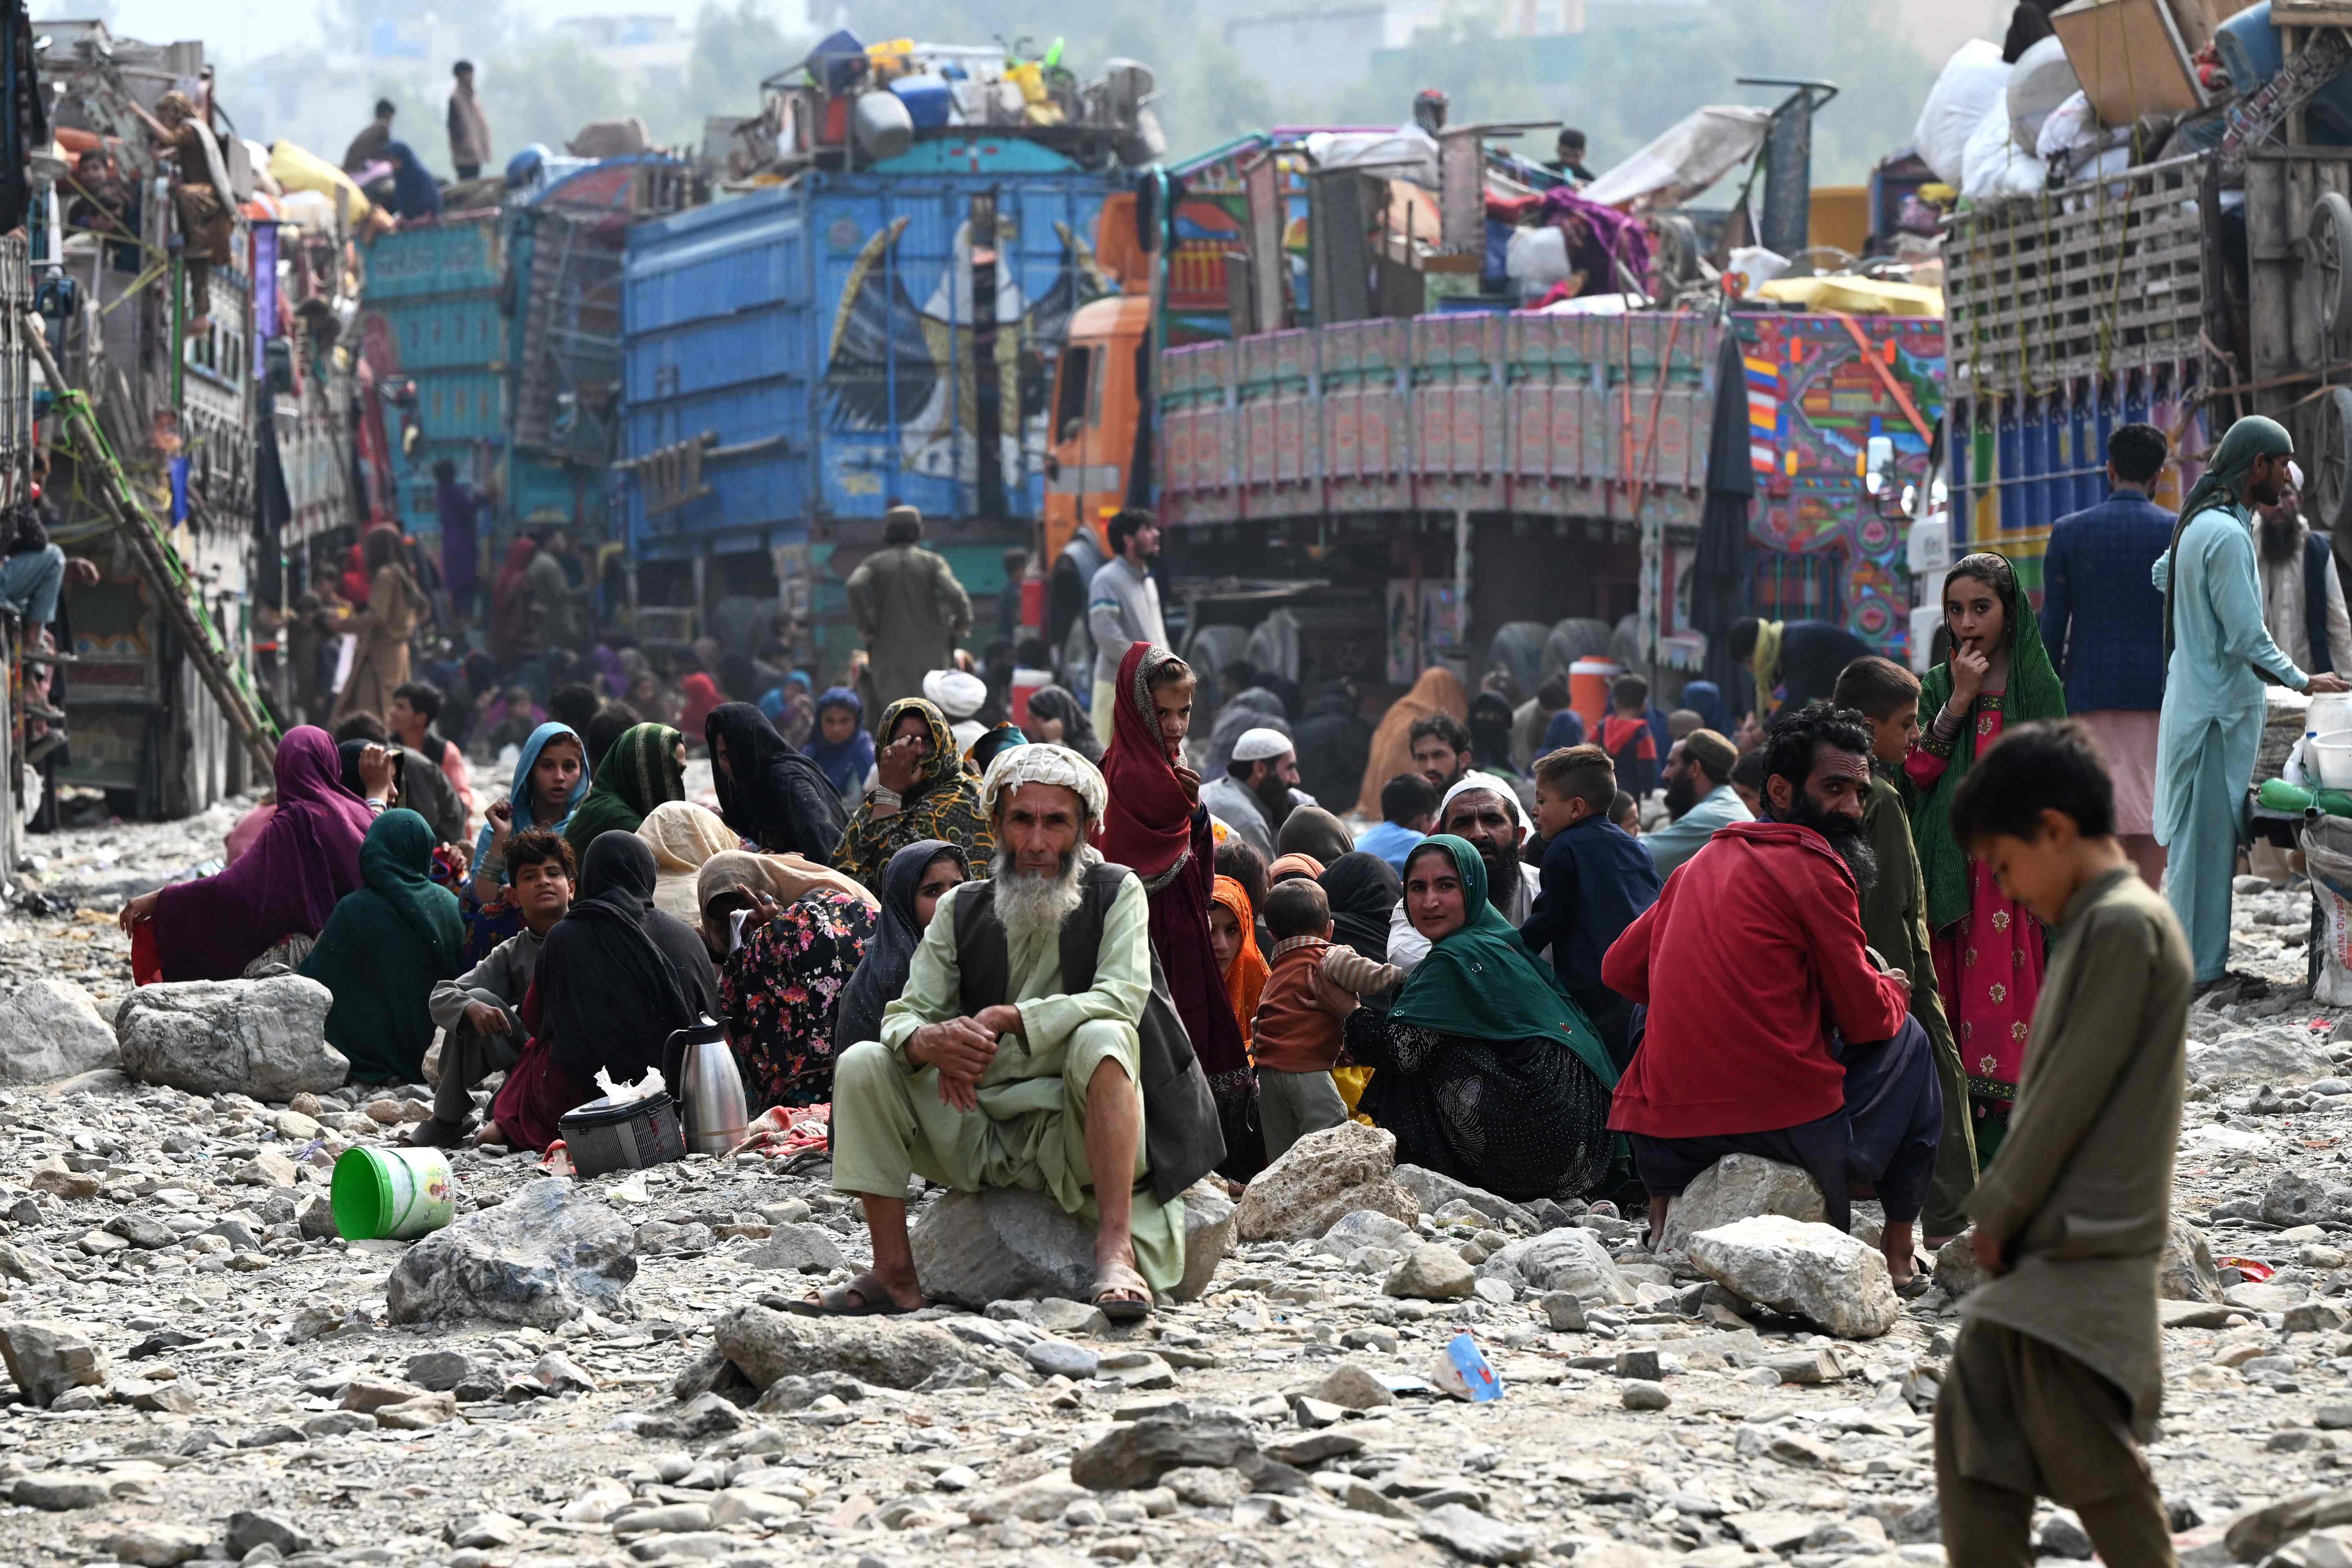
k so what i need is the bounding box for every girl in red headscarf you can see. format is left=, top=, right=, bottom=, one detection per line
left=1099, top=641, right=1264, bottom=1181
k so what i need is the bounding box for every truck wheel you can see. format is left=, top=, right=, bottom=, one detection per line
left=2315, top=385, right=2352, bottom=534
left=2310, top=192, right=2352, bottom=339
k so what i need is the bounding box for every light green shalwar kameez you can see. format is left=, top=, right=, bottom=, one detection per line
left=2154, top=506, right=2310, bottom=984
left=831, top=874, right=1186, bottom=1292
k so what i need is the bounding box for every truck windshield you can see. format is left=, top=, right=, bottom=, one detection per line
left=1055, top=344, right=1093, bottom=443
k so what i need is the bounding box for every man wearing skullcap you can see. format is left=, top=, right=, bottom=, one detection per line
left=820, top=743, right=1224, bottom=1321
left=846, top=506, right=973, bottom=722
left=2155, top=415, right=2351, bottom=988
left=1200, top=725, right=1316, bottom=857
left=923, top=667, right=990, bottom=757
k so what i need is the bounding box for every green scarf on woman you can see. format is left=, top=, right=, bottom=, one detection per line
left=1388, top=834, right=1619, bottom=1088
left=564, top=722, right=684, bottom=861
left=1912, top=552, right=2068, bottom=931
left=299, top=808, right=465, bottom=1082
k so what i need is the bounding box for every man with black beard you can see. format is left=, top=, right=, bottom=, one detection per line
left=1602, top=704, right=1944, bottom=1290
left=1386, top=777, right=1544, bottom=976
left=2254, top=462, right=2352, bottom=678
left=1640, top=728, right=1752, bottom=875
left=820, top=744, right=1223, bottom=1321
left=1199, top=726, right=1316, bottom=857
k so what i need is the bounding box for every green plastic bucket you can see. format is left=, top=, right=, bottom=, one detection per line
left=330, top=1146, right=457, bottom=1241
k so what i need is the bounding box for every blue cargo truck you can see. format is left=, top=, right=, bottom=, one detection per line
left=617, top=139, right=1119, bottom=667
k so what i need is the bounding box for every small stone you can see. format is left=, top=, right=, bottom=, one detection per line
left=715, top=1304, right=993, bottom=1391
left=2319, top=1405, right=2352, bottom=1430
left=0, top=1320, right=109, bottom=1406
left=446, top=1512, right=526, bottom=1550
left=231, top=1151, right=300, bottom=1188
left=96, top=1523, right=210, bottom=1567
left=1386, top=1242, right=1477, bottom=1300
left=404, top=1350, right=484, bottom=1393
left=1476, top=1228, right=1634, bottom=1304
left=933, top=1465, right=979, bottom=1492
left=13, top=1472, right=110, bottom=1510
left=1026, top=1339, right=1100, bottom=1379
left=611, top=1503, right=713, bottom=1535
left=910, top=1180, right=1233, bottom=1306
left=1655, top=1154, right=1825, bottom=1256
left=375, top=1392, right=458, bottom=1429
left=2036, top=1510, right=2094, bottom=1559
left=1417, top=1502, right=1536, bottom=1564
left=1613, top=1348, right=1660, bottom=1380
left=1069, top=1412, right=1258, bottom=1490
left=1163, top=1465, right=1251, bottom=1508
left=990, top=1298, right=1113, bottom=1336
left=1539, top=1291, right=1587, bottom=1331
left=340, top=1376, right=429, bottom=1413
left=1620, top=1380, right=1670, bottom=1411
left=0, top=978, right=119, bottom=1084
left=741, top=1223, right=848, bottom=1274
left=1235, top=1122, right=1421, bottom=1243
left=103, top=1213, right=177, bottom=1250
left=1312, top=1362, right=1397, bottom=1409
left=225, top=1512, right=309, bottom=1557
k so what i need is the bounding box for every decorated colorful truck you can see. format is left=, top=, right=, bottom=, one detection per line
left=1045, top=137, right=1946, bottom=688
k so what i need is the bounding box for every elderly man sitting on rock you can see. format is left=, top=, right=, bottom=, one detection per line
left=1602, top=704, right=1943, bottom=1289
left=810, top=743, right=1222, bottom=1322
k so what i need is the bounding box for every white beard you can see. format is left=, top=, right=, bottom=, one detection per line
left=991, top=841, right=1099, bottom=948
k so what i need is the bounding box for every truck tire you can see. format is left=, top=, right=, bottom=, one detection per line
left=2311, top=192, right=2352, bottom=340
left=2314, top=385, right=2352, bottom=535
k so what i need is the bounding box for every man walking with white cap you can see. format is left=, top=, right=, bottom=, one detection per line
left=1200, top=726, right=1315, bottom=857
left=846, top=506, right=973, bottom=720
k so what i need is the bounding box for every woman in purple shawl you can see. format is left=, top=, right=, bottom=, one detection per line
left=119, top=726, right=378, bottom=982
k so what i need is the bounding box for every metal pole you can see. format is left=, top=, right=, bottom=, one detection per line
left=1737, top=79, right=1839, bottom=261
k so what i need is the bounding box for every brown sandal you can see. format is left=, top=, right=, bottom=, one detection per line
left=784, top=1270, right=922, bottom=1317
left=1091, top=1259, right=1154, bottom=1323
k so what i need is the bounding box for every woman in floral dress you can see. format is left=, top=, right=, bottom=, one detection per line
left=717, top=888, right=877, bottom=1108
left=1905, top=552, right=2067, bottom=1165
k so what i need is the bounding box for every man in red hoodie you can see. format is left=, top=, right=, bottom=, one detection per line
left=1603, top=703, right=1943, bottom=1288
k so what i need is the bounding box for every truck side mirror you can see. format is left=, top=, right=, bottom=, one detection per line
left=1863, top=433, right=1894, bottom=497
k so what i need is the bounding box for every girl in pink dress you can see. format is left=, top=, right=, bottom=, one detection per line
left=1905, top=553, right=2068, bottom=1166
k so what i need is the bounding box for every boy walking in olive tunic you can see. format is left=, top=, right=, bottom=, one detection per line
left=1937, top=721, right=2190, bottom=1567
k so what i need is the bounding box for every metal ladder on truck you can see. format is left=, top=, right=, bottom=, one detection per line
left=22, top=314, right=280, bottom=778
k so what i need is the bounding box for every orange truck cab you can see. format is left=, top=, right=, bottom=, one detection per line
left=1042, top=292, right=1150, bottom=570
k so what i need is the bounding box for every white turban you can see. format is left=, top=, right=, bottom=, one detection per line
left=981, top=742, right=1108, bottom=821
left=1439, top=773, right=1525, bottom=829
left=2291, top=459, right=2307, bottom=492
left=922, top=668, right=988, bottom=720
left=1230, top=726, right=1293, bottom=764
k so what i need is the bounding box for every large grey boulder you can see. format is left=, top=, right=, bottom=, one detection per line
left=1688, top=1215, right=1898, bottom=1339
left=1656, top=1155, right=1825, bottom=1258
left=386, top=1179, right=636, bottom=1328
left=712, top=1304, right=1007, bottom=1391
left=2188, top=1026, right=2333, bottom=1085
left=0, top=1320, right=109, bottom=1407
left=1235, top=1122, right=1418, bottom=1243
left=1477, top=1228, right=1633, bottom=1304
left=114, top=976, right=345, bottom=1099
left=0, top=979, right=118, bottom=1084
left=1392, top=1165, right=1541, bottom=1232
left=908, top=1178, right=1233, bottom=1308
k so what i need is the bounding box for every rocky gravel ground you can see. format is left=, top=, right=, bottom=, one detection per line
left=3, top=804, right=2352, bottom=1567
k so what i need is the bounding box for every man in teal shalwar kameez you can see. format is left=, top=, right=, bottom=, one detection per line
left=2154, top=416, right=2350, bottom=987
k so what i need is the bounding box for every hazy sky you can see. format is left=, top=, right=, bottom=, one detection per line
left=60, top=0, right=708, bottom=63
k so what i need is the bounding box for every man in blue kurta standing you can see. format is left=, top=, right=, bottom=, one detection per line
left=2155, top=415, right=2349, bottom=993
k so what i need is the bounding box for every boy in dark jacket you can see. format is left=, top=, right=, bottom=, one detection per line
left=1935, top=720, right=2190, bottom=1567
left=1522, top=744, right=1662, bottom=1072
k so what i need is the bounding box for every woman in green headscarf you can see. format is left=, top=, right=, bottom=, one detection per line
left=1904, top=552, right=2066, bottom=1163
left=300, top=808, right=466, bottom=1083
left=2154, top=415, right=2349, bottom=988
left=563, top=722, right=686, bottom=862
left=1310, top=834, right=1618, bottom=1201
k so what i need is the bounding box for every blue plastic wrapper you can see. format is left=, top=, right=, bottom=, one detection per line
left=1444, top=1332, right=1504, bottom=1402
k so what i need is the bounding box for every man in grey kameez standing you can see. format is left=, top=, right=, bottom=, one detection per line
left=815, top=744, right=1217, bottom=1319
left=845, top=506, right=973, bottom=720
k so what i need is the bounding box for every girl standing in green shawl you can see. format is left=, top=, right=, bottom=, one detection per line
left=1310, top=834, right=1617, bottom=1201
left=1905, top=553, right=2067, bottom=1163
left=564, top=722, right=685, bottom=862
left=300, top=809, right=465, bottom=1083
